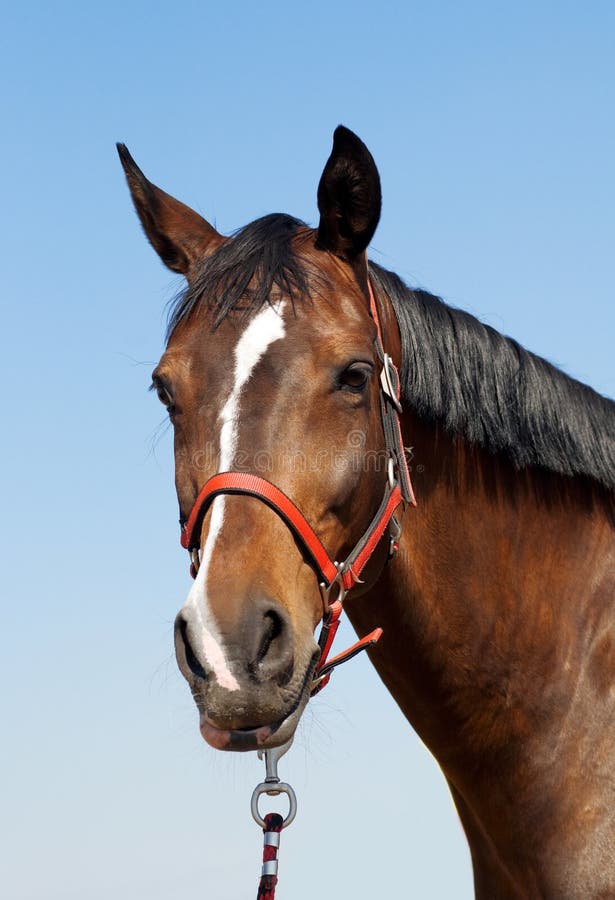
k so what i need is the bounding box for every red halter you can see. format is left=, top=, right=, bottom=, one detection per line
left=179, top=278, right=415, bottom=693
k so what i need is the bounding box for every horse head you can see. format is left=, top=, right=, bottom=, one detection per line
left=119, top=128, right=400, bottom=751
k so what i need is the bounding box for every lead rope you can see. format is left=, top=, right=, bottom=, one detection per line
left=257, top=813, right=284, bottom=899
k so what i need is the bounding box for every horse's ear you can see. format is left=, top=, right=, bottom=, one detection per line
left=316, top=126, right=382, bottom=261
left=116, top=144, right=223, bottom=276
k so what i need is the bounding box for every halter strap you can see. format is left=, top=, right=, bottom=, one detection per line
left=181, top=471, right=404, bottom=592
left=179, top=276, right=415, bottom=689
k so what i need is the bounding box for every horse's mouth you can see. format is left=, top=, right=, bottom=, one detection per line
left=199, top=702, right=305, bottom=752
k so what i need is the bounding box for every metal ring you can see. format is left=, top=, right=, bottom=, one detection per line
left=318, top=562, right=347, bottom=610
left=190, top=547, right=201, bottom=574
left=320, top=578, right=346, bottom=608
left=388, top=456, right=396, bottom=488
left=251, top=781, right=297, bottom=830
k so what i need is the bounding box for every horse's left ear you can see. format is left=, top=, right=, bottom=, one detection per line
left=316, top=126, right=382, bottom=262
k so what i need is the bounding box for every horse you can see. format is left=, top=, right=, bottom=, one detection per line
left=118, top=126, right=615, bottom=898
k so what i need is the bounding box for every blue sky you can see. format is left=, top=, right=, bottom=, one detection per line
left=1, top=2, right=613, bottom=898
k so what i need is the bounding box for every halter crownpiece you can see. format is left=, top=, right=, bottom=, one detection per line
left=179, top=276, right=415, bottom=692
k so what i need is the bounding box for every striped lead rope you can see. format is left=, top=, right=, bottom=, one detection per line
left=256, top=812, right=284, bottom=899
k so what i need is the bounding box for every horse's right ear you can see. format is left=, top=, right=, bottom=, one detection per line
left=116, top=144, right=223, bottom=277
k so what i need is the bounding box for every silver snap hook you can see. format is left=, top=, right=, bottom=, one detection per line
left=251, top=738, right=297, bottom=830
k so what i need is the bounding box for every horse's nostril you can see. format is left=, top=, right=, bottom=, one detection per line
left=256, top=611, right=283, bottom=665
left=176, top=613, right=207, bottom=681
left=250, top=603, right=294, bottom=686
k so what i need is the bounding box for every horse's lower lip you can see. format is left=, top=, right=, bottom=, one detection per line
left=199, top=716, right=275, bottom=752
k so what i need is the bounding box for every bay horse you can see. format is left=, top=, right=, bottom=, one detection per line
left=118, top=127, right=615, bottom=898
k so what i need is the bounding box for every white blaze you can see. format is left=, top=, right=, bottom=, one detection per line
left=182, top=303, right=287, bottom=691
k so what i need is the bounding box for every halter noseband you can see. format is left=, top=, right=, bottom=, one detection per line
left=179, top=279, right=415, bottom=693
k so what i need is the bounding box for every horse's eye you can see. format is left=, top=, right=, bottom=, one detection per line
left=151, top=378, right=176, bottom=414
left=339, top=364, right=372, bottom=393
left=157, top=386, right=172, bottom=407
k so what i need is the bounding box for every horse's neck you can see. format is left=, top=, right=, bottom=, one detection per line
left=345, top=418, right=615, bottom=891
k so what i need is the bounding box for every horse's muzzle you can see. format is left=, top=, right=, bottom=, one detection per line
left=173, top=600, right=318, bottom=750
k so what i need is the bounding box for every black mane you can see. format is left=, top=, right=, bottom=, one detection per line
left=167, top=213, right=615, bottom=491
left=370, top=263, right=615, bottom=491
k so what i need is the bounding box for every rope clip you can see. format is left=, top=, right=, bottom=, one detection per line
left=251, top=737, right=297, bottom=830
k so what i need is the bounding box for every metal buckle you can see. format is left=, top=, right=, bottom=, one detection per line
left=380, top=354, right=403, bottom=413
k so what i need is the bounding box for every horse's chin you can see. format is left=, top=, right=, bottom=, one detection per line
left=199, top=700, right=306, bottom=752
